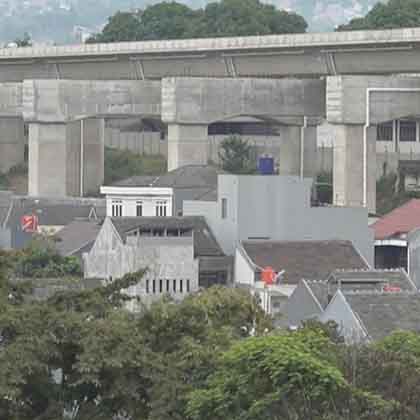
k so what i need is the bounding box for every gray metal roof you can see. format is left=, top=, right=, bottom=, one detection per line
left=5, top=195, right=106, bottom=228
left=328, top=269, right=417, bottom=292
left=111, top=165, right=225, bottom=189
left=55, top=219, right=102, bottom=257
left=242, top=240, right=369, bottom=285
left=305, top=269, right=416, bottom=310
left=0, top=191, right=13, bottom=226
left=110, top=216, right=224, bottom=257
left=345, top=292, right=420, bottom=341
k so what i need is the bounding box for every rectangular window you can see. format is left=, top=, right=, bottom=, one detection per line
left=180, top=279, right=183, bottom=293
left=146, top=279, right=149, bottom=294
left=152, top=279, right=156, bottom=294
left=221, top=198, right=227, bottom=219
left=159, top=279, right=163, bottom=293
left=186, top=279, right=190, bottom=293
left=173, top=279, right=177, bottom=293
left=136, top=201, right=143, bottom=217
left=377, top=121, right=393, bottom=141
left=155, top=201, right=168, bottom=217
left=399, top=120, right=417, bottom=142
left=111, top=200, right=123, bottom=217
left=166, top=279, right=170, bottom=292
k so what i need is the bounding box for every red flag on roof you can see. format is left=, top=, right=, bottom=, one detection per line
left=262, top=266, right=276, bottom=286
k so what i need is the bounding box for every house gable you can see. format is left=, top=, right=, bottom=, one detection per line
left=287, top=280, right=324, bottom=327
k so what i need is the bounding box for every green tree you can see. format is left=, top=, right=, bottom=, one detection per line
left=218, top=135, right=256, bottom=174
left=187, top=330, right=399, bottom=420
left=338, top=0, right=420, bottom=31
left=197, top=0, right=307, bottom=38
left=10, top=237, right=82, bottom=278
left=14, top=32, right=32, bottom=47
left=88, top=0, right=307, bottom=43
left=87, top=11, right=143, bottom=43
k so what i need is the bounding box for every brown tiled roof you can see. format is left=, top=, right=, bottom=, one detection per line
left=242, top=240, right=369, bottom=285
left=372, top=199, right=420, bottom=240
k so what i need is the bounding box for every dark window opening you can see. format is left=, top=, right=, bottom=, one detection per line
left=377, top=121, right=393, bottom=142
left=400, top=120, right=417, bottom=142
left=221, top=198, right=227, bottom=219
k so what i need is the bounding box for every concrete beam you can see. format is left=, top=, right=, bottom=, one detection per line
left=23, top=79, right=161, bottom=122
left=0, top=83, right=22, bottom=117
left=162, top=77, right=325, bottom=125
left=327, top=75, right=420, bottom=125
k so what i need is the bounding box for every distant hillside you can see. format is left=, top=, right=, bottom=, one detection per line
left=0, top=0, right=379, bottom=44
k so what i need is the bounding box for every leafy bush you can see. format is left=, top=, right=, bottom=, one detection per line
left=104, top=147, right=167, bottom=185
left=12, top=238, right=82, bottom=278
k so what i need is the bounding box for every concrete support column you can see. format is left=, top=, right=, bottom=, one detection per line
left=0, top=117, right=24, bottom=173
left=333, top=124, right=376, bottom=213
left=278, top=124, right=317, bottom=178
left=28, top=118, right=104, bottom=197
left=28, top=122, right=67, bottom=196
left=167, top=124, right=208, bottom=171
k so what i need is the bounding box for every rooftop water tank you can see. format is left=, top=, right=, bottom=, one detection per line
left=258, top=156, right=274, bottom=175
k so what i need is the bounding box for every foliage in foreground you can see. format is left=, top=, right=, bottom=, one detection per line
left=7, top=237, right=82, bottom=278
left=1, top=253, right=420, bottom=419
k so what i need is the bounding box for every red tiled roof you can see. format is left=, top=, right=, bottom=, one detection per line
left=372, top=199, right=420, bottom=240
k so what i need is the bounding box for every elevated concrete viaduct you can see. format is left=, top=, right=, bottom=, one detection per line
left=1, top=28, right=420, bottom=210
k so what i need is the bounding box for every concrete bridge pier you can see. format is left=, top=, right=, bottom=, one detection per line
left=332, top=124, right=377, bottom=211
left=327, top=75, right=420, bottom=213
left=167, top=124, right=208, bottom=171
left=162, top=77, right=325, bottom=172
left=28, top=118, right=104, bottom=197
left=0, top=117, right=25, bottom=173
left=277, top=123, right=317, bottom=178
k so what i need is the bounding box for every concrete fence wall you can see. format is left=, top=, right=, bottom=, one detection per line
left=104, top=128, right=166, bottom=156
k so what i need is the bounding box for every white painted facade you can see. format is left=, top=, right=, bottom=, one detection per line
left=101, top=186, right=173, bottom=217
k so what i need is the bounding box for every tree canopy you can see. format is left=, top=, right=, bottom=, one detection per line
left=218, top=135, right=257, bottom=174
left=3, top=248, right=420, bottom=419
left=88, top=0, right=307, bottom=43
left=338, top=0, right=420, bottom=31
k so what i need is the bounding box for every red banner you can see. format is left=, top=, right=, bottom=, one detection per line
left=21, top=214, right=39, bottom=233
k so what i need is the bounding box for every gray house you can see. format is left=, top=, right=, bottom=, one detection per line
left=0, top=191, right=105, bottom=249
left=287, top=268, right=419, bottom=341
left=321, top=291, right=420, bottom=343
left=83, top=216, right=230, bottom=307
left=183, top=175, right=374, bottom=265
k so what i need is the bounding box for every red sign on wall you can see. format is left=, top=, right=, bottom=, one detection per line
left=21, top=215, right=39, bottom=233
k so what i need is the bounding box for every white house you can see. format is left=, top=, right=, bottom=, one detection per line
left=101, top=185, right=173, bottom=217
left=100, top=165, right=224, bottom=218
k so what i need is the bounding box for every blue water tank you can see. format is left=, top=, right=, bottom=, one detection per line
left=258, top=156, right=275, bottom=175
